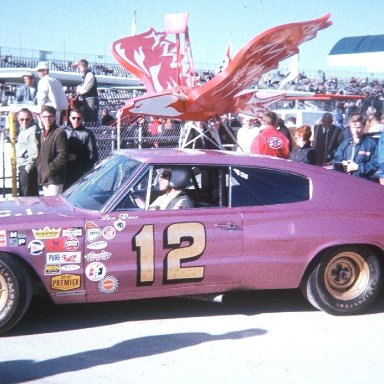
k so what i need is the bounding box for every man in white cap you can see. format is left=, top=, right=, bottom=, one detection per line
left=35, top=61, right=69, bottom=123
left=16, top=72, right=37, bottom=104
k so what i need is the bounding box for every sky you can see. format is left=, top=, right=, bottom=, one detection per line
left=1, top=0, right=383, bottom=76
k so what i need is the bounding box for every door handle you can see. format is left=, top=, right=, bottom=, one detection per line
left=214, top=223, right=237, bottom=230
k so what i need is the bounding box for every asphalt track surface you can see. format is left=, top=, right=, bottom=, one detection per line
left=2, top=289, right=384, bottom=384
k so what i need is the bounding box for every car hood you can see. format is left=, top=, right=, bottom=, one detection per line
left=0, top=196, right=78, bottom=220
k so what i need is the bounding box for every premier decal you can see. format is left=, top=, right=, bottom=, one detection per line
left=51, top=274, right=81, bottom=291
left=32, top=227, right=61, bottom=240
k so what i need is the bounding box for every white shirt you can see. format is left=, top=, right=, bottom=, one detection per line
left=236, top=126, right=259, bottom=153
left=37, top=74, right=69, bottom=111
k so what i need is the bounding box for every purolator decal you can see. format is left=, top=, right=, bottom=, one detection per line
left=51, top=274, right=81, bottom=291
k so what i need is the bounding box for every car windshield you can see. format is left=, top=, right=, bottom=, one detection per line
left=63, top=154, right=141, bottom=210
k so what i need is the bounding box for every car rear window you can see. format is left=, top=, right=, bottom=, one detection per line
left=230, top=167, right=310, bottom=206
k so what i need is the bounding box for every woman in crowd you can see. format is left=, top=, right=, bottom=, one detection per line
left=289, top=125, right=316, bottom=165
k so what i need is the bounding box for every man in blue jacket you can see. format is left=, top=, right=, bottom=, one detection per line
left=333, top=114, right=378, bottom=179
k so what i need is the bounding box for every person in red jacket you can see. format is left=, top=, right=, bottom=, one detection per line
left=250, top=111, right=290, bottom=158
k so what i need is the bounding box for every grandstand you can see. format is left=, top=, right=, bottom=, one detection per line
left=1, top=46, right=383, bottom=159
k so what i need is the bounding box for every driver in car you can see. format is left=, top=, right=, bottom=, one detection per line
left=149, top=168, right=194, bottom=210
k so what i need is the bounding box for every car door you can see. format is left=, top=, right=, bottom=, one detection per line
left=230, top=166, right=311, bottom=289
left=83, top=167, right=243, bottom=299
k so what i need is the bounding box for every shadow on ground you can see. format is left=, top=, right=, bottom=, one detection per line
left=6, top=288, right=384, bottom=336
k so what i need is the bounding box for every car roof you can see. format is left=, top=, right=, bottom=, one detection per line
left=114, top=148, right=290, bottom=168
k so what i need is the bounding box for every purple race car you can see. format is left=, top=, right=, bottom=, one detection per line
left=1, top=148, right=384, bottom=334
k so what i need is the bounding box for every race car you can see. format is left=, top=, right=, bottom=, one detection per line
left=1, top=148, right=384, bottom=334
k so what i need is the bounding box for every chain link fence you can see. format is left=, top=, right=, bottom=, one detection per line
left=90, top=121, right=185, bottom=160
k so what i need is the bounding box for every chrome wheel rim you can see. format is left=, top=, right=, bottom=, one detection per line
left=0, top=272, right=9, bottom=312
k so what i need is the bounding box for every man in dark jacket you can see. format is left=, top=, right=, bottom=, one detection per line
left=313, top=112, right=344, bottom=165
left=333, top=114, right=378, bottom=179
left=63, top=108, right=99, bottom=190
left=37, top=106, right=68, bottom=196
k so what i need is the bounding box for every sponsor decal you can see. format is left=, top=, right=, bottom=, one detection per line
left=85, top=261, right=107, bottom=281
left=86, top=240, right=107, bottom=250
left=18, top=238, right=27, bottom=246
left=85, top=221, right=102, bottom=242
left=45, top=264, right=61, bottom=276
left=8, top=231, right=27, bottom=246
left=62, top=227, right=83, bottom=237
left=46, top=252, right=81, bottom=264
left=51, top=274, right=81, bottom=291
left=45, top=264, right=80, bottom=275
left=32, top=227, right=61, bottom=240
left=65, top=237, right=79, bottom=251
left=10, top=230, right=26, bottom=239
left=99, top=276, right=119, bottom=294
left=267, top=136, right=284, bottom=150
left=0, top=230, right=7, bottom=247
left=114, top=219, right=126, bottom=231
left=84, top=250, right=112, bottom=262
left=102, top=226, right=116, bottom=240
left=46, top=238, right=66, bottom=252
left=9, top=238, right=19, bottom=246
left=28, top=240, right=44, bottom=256
left=61, top=264, right=81, bottom=272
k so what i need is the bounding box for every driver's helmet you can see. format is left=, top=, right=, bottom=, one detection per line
left=157, top=167, right=190, bottom=189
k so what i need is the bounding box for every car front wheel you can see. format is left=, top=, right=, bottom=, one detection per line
left=0, top=254, right=32, bottom=335
left=303, top=246, right=382, bottom=315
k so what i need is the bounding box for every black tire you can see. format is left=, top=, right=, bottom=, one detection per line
left=0, top=253, right=33, bottom=335
left=303, top=246, right=382, bottom=315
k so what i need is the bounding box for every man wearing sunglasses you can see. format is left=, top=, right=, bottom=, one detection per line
left=16, top=108, right=39, bottom=196
left=63, top=108, right=99, bottom=190
left=37, top=105, right=68, bottom=196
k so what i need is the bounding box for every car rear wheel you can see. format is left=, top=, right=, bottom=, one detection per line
left=0, top=254, right=33, bottom=335
left=303, top=246, right=382, bottom=315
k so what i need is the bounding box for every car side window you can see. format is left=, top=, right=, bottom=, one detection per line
left=230, top=167, right=310, bottom=207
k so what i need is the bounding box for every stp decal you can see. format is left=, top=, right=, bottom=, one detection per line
left=267, top=136, right=284, bottom=149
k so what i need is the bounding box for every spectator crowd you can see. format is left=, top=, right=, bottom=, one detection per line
left=2, top=54, right=384, bottom=197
